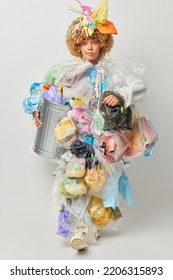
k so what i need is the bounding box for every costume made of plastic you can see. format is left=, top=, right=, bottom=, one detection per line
left=23, top=0, right=158, bottom=249
left=23, top=54, right=157, bottom=245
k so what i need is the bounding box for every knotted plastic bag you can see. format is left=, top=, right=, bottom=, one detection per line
left=67, top=107, right=91, bottom=134
left=66, top=156, right=86, bottom=178
left=99, top=91, right=132, bottom=131
left=70, top=139, right=95, bottom=169
left=54, top=117, right=77, bottom=149
left=84, top=162, right=107, bottom=192
left=88, top=196, right=114, bottom=228
left=125, top=117, right=157, bottom=158
left=98, top=132, right=129, bottom=163
left=60, top=176, right=87, bottom=198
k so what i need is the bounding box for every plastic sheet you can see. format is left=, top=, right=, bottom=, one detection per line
left=84, top=214, right=98, bottom=244
left=23, top=55, right=147, bottom=116
left=44, top=58, right=92, bottom=87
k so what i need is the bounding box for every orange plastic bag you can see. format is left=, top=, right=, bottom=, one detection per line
left=88, top=196, right=114, bottom=228
left=84, top=162, right=107, bottom=192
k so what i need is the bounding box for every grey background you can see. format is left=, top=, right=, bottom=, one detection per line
left=0, top=0, right=172, bottom=260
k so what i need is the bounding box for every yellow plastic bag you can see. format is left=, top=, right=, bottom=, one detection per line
left=84, top=162, right=107, bottom=192
left=55, top=117, right=76, bottom=141
left=88, top=196, right=114, bottom=228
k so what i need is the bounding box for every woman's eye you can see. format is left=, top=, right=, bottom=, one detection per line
left=82, top=41, right=87, bottom=46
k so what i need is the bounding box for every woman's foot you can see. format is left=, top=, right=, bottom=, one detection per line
left=70, top=232, right=88, bottom=251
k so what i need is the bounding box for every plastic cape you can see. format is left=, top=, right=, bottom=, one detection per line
left=44, top=58, right=92, bottom=87
left=97, top=55, right=147, bottom=107
left=43, top=55, right=147, bottom=108
left=23, top=55, right=147, bottom=114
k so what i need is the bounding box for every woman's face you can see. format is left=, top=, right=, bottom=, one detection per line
left=80, top=38, right=100, bottom=64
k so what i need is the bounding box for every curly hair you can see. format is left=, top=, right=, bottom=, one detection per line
left=66, top=18, right=114, bottom=60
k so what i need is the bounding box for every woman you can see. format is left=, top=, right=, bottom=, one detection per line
left=23, top=0, right=157, bottom=251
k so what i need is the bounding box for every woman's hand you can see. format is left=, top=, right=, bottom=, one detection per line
left=102, top=94, right=119, bottom=106
left=33, top=110, right=42, bottom=128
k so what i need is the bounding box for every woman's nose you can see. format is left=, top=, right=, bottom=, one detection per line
left=87, top=42, right=93, bottom=50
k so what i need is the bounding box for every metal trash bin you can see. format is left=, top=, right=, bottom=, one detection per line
left=33, top=96, right=70, bottom=159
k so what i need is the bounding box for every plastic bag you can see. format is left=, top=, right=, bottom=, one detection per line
left=60, top=176, right=87, bottom=198
left=144, top=121, right=158, bottom=157
left=84, top=161, right=107, bottom=192
left=43, top=85, right=66, bottom=105
left=88, top=196, right=114, bottom=228
left=99, top=91, right=133, bottom=131
left=56, top=196, right=90, bottom=239
left=67, top=107, right=92, bottom=134
left=55, top=117, right=76, bottom=141
left=54, top=117, right=77, bottom=149
left=57, top=134, right=77, bottom=149
left=139, top=117, right=157, bottom=145
left=56, top=203, right=87, bottom=239
left=70, top=139, right=95, bottom=169
left=66, top=156, right=86, bottom=178
left=98, top=131, right=129, bottom=163
left=57, top=204, right=72, bottom=237
left=124, top=117, right=157, bottom=158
